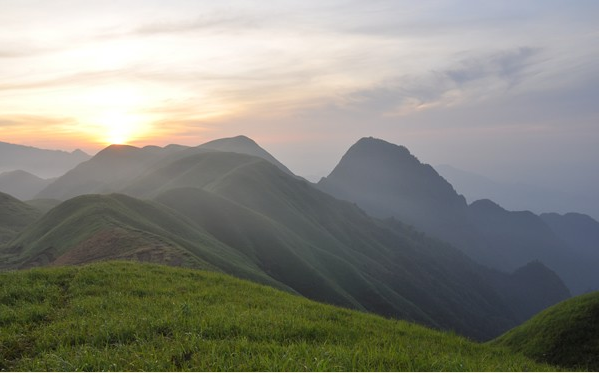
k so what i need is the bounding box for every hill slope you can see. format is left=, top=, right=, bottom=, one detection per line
left=36, top=136, right=294, bottom=200
left=493, top=291, right=599, bottom=370
left=0, top=191, right=40, bottom=245
left=0, top=261, right=553, bottom=371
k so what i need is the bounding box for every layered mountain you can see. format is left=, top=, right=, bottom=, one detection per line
left=318, top=137, right=597, bottom=295
left=0, top=191, right=41, bottom=245
left=0, top=170, right=54, bottom=200
left=0, top=147, right=570, bottom=340
left=35, top=135, right=292, bottom=201
left=436, top=164, right=596, bottom=219
left=0, top=141, right=90, bottom=178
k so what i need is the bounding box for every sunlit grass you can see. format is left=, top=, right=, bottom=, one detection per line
left=1, top=261, right=554, bottom=371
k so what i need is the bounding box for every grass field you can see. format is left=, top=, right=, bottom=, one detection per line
left=0, top=261, right=553, bottom=371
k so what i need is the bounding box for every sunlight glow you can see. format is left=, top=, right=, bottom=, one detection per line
left=99, top=111, right=143, bottom=145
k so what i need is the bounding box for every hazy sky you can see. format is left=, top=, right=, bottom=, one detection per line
left=1, top=0, right=598, bottom=189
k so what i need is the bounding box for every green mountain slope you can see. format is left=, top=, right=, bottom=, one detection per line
left=0, top=261, right=553, bottom=371
left=2, top=193, right=285, bottom=291
left=36, top=136, right=294, bottom=201
left=493, top=291, right=599, bottom=370
left=0, top=191, right=40, bottom=245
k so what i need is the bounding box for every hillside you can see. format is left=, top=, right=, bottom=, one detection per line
left=1, top=150, right=571, bottom=340
left=493, top=291, right=599, bottom=370
left=0, top=261, right=552, bottom=371
left=198, top=135, right=294, bottom=175
left=0, top=191, right=41, bottom=245
left=0, top=170, right=54, bottom=201
left=0, top=141, right=89, bottom=178
left=318, top=137, right=597, bottom=294
left=36, top=137, right=294, bottom=200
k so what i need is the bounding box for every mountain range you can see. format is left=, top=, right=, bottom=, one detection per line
left=2, top=135, right=596, bottom=342
left=318, top=137, right=599, bottom=295
left=0, top=141, right=90, bottom=178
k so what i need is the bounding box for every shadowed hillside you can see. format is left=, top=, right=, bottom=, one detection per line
left=493, top=291, right=599, bottom=370
left=0, top=191, right=40, bottom=245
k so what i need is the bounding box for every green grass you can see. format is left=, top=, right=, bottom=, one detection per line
left=0, top=261, right=552, bottom=371
left=492, top=291, right=599, bottom=371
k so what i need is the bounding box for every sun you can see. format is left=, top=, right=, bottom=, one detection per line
left=99, top=111, right=142, bottom=145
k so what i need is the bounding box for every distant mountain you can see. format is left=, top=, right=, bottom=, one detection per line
left=0, top=191, right=40, bottom=245
left=0, top=170, right=54, bottom=200
left=0, top=141, right=90, bottom=178
left=493, top=290, right=599, bottom=370
left=198, top=135, right=294, bottom=175
left=36, top=136, right=294, bottom=200
left=0, top=149, right=570, bottom=340
left=318, top=137, right=597, bottom=295
left=436, top=164, right=599, bottom=220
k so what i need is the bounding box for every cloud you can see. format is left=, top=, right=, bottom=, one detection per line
left=343, top=47, right=542, bottom=116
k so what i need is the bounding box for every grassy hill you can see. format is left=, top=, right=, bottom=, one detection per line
left=492, top=291, right=599, bottom=370
left=0, top=261, right=553, bottom=371
left=0, top=191, right=40, bottom=246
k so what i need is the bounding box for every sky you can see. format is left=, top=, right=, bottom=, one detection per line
left=1, top=0, right=598, bottom=191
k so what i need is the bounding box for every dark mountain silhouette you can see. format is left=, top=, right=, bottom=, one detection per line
left=0, top=141, right=90, bottom=178
left=0, top=170, right=54, bottom=200
left=318, top=137, right=597, bottom=295
left=0, top=147, right=570, bottom=340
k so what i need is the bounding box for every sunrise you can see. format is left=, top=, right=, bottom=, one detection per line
left=1, top=1, right=598, bottom=371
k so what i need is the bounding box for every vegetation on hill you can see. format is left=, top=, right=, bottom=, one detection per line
left=0, top=261, right=553, bottom=371
left=0, top=191, right=40, bottom=246
left=492, top=291, right=599, bottom=370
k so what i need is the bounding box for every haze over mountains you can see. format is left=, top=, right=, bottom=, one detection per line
left=1, top=135, right=596, bottom=343
left=318, top=137, right=599, bottom=295
left=0, top=141, right=90, bottom=178
left=437, top=164, right=599, bottom=221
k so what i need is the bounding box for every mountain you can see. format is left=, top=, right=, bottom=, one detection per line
left=436, top=164, right=599, bottom=219
left=198, top=135, right=294, bottom=175
left=0, top=141, right=90, bottom=178
left=0, top=170, right=54, bottom=200
left=0, top=261, right=551, bottom=371
left=318, top=137, right=597, bottom=294
left=493, top=290, right=599, bottom=371
left=1, top=149, right=570, bottom=340
left=36, top=136, right=294, bottom=200
left=0, top=191, right=40, bottom=245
